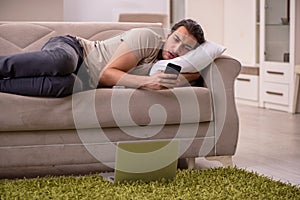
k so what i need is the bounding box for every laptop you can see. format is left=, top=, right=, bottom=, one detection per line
left=100, top=140, right=179, bottom=183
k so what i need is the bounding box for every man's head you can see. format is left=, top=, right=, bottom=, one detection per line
left=162, top=19, right=205, bottom=60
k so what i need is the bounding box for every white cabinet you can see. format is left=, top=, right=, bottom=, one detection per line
left=235, top=74, right=259, bottom=102
left=234, top=66, right=260, bottom=105
left=259, top=0, right=299, bottom=112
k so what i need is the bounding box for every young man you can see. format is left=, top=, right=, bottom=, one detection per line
left=0, top=19, right=205, bottom=97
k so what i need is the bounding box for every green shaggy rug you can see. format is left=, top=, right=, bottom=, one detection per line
left=1, top=167, right=299, bottom=200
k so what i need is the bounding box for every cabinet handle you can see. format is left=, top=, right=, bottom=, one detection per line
left=266, top=91, right=283, bottom=96
left=237, top=78, right=251, bottom=82
left=266, top=70, right=284, bottom=75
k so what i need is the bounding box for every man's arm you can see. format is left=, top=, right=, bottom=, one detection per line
left=98, top=42, right=178, bottom=90
left=178, top=72, right=201, bottom=86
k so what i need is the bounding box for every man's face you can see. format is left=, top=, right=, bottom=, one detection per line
left=162, top=26, right=198, bottom=60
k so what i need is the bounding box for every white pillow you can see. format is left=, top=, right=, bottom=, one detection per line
left=149, top=41, right=226, bottom=75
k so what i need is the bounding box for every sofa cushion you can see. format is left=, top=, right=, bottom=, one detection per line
left=0, top=87, right=212, bottom=131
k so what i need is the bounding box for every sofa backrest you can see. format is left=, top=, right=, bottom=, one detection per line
left=0, top=22, right=163, bottom=56
left=119, top=13, right=169, bottom=28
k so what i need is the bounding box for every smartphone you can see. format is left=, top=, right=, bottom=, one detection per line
left=164, top=63, right=182, bottom=76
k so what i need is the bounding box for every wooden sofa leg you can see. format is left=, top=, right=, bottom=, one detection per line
left=187, top=157, right=196, bottom=169
left=205, top=156, right=233, bottom=167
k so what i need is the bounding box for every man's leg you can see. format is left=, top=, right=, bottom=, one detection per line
left=0, top=48, right=78, bottom=78
left=0, top=74, right=82, bottom=97
left=0, top=36, right=81, bottom=79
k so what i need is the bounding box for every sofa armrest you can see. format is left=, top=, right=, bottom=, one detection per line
left=201, top=56, right=241, bottom=155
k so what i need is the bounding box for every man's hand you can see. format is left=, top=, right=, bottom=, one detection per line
left=140, top=71, right=201, bottom=90
left=140, top=71, right=179, bottom=90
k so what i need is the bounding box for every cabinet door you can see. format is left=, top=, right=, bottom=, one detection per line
left=235, top=74, right=259, bottom=101
left=262, top=82, right=289, bottom=105
left=262, top=0, right=290, bottom=63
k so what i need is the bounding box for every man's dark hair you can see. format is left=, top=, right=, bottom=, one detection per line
left=171, top=19, right=205, bottom=47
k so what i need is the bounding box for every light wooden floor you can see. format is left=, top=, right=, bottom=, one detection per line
left=195, top=103, right=300, bottom=186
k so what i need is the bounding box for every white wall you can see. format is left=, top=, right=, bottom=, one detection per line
left=171, top=0, right=186, bottom=26
left=0, top=0, right=169, bottom=22
left=185, top=0, right=224, bottom=44
left=223, top=0, right=256, bottom=65
left=0, top=0, right=63, bottom=21
left=64, top=0, right=169, bottom=22
left=185, top=0, right=257, bottom=66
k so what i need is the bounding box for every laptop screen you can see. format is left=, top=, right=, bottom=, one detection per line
left=114, top=140, right=179, bottom=183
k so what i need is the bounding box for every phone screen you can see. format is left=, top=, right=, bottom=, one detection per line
left=164, top=63, right=182, bottom=75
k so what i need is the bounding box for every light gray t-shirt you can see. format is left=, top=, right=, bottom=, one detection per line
left=76, top=28, right=164, bottom=88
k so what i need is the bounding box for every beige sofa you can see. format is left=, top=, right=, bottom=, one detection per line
left=119, top=13, right=170, bottom=28
left=0, top=22, right=241, bottom=178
